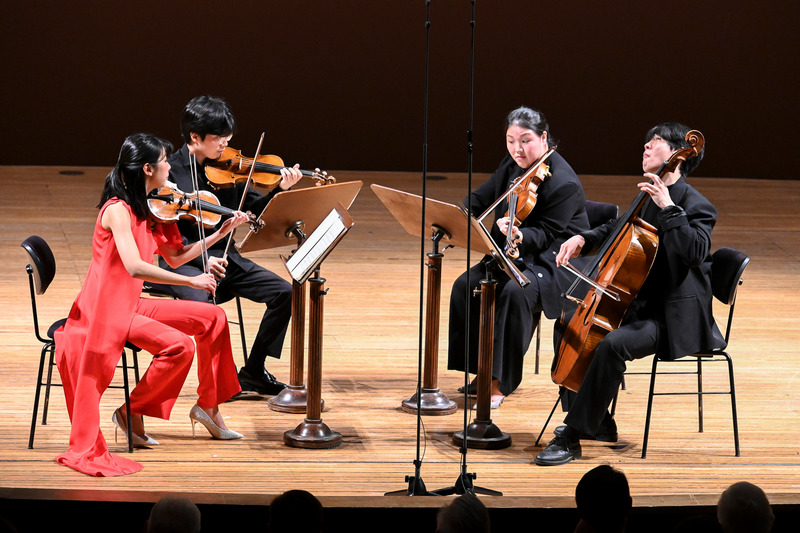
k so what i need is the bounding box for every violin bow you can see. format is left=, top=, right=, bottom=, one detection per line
left=221, top=132, right=265, bottom=262
left=189, top=153, right=210, bottom=275
left=189, top=153, right=217, bottom=303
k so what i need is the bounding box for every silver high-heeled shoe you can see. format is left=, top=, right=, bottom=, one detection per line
left=112, top=408, right=159, bottom=448
left=189, top=404, right=243, bottom=440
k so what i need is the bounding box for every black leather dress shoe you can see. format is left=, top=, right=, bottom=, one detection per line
left=554, top=418, right=618, bottom=443
left=236, top=368, right=286, bottom=396
left=534, top=436, right=582, bottom=466
left=457, top=381, right=478, bottom=395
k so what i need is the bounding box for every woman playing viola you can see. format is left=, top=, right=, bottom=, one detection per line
left=55, top=133, right=250, bottom=477
left=448, top=107, right=590, bottom=407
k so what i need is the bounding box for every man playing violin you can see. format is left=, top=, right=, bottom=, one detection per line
left=154, top=95, right=302, bottom=397
left=448, top=106, right=589, bottom=407
left=535, top=122, right=725, bottom=466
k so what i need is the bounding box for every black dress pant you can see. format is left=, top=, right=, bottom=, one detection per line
left=448, top=261, right=542, bottom=396
left=563, top=318, right=668, bottom=435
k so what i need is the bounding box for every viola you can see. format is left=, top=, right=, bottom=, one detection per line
left=205, top=146, right=335, bottom=190
left=505, top=148, right=555, bottom=259
left=551, top=130, right=705, bottom=391
left=147, top=183, right=263, bottom=231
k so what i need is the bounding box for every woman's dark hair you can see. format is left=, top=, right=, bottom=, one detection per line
left=506, top=106, right=558, bottom=148
left=180, top=95, right=236, bottom=143
left=98, top=133, right=173, bottom=221
left=645, top=122, right=705, bottom=177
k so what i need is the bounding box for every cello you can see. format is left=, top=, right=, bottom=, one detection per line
left=551, top=130, right=705, bottom=392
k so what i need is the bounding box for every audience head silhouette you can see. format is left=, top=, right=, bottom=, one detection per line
left=575, top=465, right=632, bottom=533
left=267, top=489, right=324, bottom=533
left=436, top=493, right=490, bottom=533
left=145, top=497, right=201, bottom=533
left=717, top=481, right=774, bottom=533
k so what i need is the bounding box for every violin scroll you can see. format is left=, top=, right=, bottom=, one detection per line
left=311, top=168, right=336, bottom=185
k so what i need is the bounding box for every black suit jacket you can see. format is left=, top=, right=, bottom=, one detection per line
left=166, top=144, right=282, bottom=273
left=466, top=151, right=589, bottom=318
left=580, top=178, right=726, bottom=359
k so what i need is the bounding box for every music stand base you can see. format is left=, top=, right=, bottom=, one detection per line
left=268, top=385, right=325, bottom=414
left=401, top=388, right=457, bottom=416
left=384, top=474, right=430, bottom=496
left=284, top=419, right=342, bottom=449
left=429, top=472, right=503, bottom=497
left=452, top=419, right=512, bottom=450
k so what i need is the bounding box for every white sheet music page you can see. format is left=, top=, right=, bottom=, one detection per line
left=285, top=208, right=346, bottom=282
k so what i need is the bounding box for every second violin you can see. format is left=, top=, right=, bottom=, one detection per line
left=147, top=184, right=263, bottom=231
left=205, top=146, right=335, bottom=190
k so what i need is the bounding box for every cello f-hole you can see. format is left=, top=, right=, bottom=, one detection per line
left=583, top=293, right=597, bottom=327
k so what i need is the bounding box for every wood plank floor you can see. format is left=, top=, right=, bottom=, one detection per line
left=1, top=166, right=799, bottom=512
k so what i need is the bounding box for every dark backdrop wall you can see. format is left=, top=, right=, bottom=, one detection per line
left=2, top=1, right=798, bottom=178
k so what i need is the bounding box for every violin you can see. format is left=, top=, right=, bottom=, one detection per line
left=147, top=183, right=264, bottom=231
left=505, top=148, right=555, bottom=259
left=551, top=130, right=705, bottom=392
left=205, top=146, right=335, bottom=190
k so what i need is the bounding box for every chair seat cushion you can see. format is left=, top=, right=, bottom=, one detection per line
left=46, top=318, right=68, bottom=340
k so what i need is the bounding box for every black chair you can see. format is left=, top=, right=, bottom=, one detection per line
left=641, top=246, right=750, bottom=458
left=22, top=235, right=138, bottom=452
left=142, top=284, right=249, bottom=365
left=532, top=200, right=619, bottom=374
left=585, top=200, right=620, bottom=230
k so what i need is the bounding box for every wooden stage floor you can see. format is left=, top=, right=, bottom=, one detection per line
left=1, top=166, right=799, bottom=528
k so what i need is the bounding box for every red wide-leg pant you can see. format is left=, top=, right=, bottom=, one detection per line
left=55, top=298, right=240, bottom=477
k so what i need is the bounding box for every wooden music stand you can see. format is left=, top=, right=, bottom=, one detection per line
left=449, top=212, right=528, bottom=450
left=281, top=204, right=355, bottom=449
left=237, top=181, right=362, bottom=414
left=372, top=184, right=491, bottom=417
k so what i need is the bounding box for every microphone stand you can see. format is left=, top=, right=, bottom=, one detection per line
left=430, top=0, right=500, bottom=497
left=385, top=0, right=433, bottom=497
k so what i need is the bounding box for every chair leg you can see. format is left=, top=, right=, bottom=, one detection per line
left=697, top=357, right=704, bottom=433
left=121, top=350, right=134, bottom=454
left=609, top=383, right=620, bottom=418
left=235, top=296, right=248, bottom=365
left=29, top=344, right=50, bottom=449
left=535, top=390, right=563, bottom=446
left=42, top=346, right=57, bottom=425
left=533, top=321, right=541, bottom=374
left=132, top=348, right=140, bottom=384
left=641, top=357, right=660, bottom=459
left=724, top=353, right=741, bottom=456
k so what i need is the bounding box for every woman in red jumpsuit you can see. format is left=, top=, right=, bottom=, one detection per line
left=55, top=133, right=249, bottom=476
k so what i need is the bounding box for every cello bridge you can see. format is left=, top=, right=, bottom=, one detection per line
left=565, top=294, right=587, bottom=308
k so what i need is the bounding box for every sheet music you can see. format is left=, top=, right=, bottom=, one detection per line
left=285, top=208, right=347, bottom=282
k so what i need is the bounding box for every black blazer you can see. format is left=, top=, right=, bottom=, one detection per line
left=580, top=178, right=726, bottom=359
left=166, top=144, right=282, bottom=272
left=466, top=151, right=589, bottom=318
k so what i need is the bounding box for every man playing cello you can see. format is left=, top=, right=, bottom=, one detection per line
left=535, top=122, right=726, bottom=466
